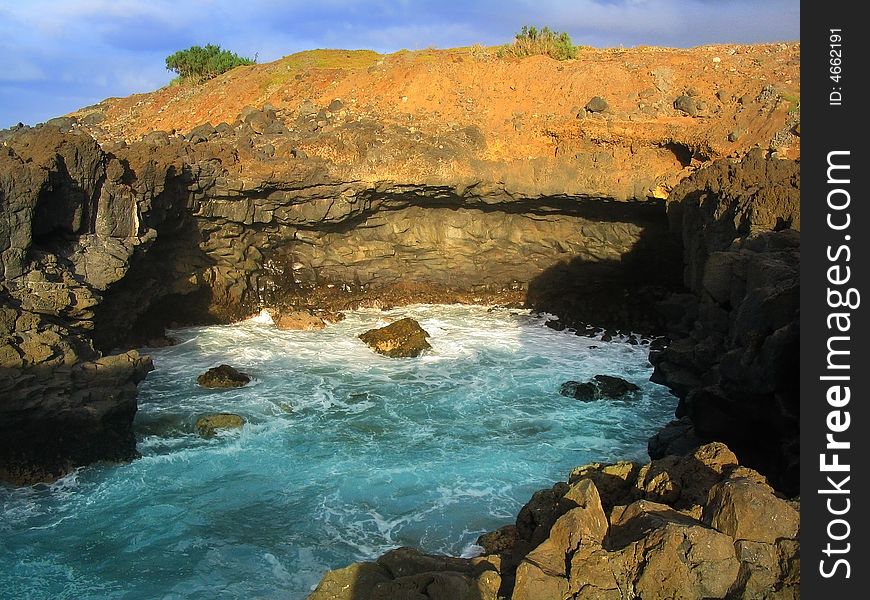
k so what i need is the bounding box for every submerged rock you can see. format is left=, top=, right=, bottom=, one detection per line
left=274, top=310, right=326, bottom=331
left=358, top=317, right=431, bottom=358
left=196, top=364, right=251, bottom=388
left=195, top=413, right=245, bottom=437
left=559, top=375, right=640, bottom=401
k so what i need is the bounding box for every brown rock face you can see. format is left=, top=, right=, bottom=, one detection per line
left=310, top=443, right=800, bottom=599
left=703, top=477, right=800, bottom=543
left=358, top=317, right=431, bottom=357
left=274, top=310, right=326, bottom=330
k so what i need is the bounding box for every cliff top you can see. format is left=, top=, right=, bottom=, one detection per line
left=68, top=43, right=800, bottom=167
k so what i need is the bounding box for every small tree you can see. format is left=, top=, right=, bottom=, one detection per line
left=165, top=44, right=254, bottom=81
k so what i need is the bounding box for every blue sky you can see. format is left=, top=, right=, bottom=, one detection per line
left=1, top=0, right=799, bottom=128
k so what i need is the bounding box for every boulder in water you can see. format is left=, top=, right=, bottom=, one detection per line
left=274, top=310, right=326, bottom=331
left=196, top=364, right=251, bottom=388
left=359, top=318, right=431, bottom=358
left=195, top=413, right=245, bottom=437
left=560, top=375, right=640, bottom=401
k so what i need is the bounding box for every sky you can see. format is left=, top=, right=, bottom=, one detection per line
left=0, top=0, right=799, bottom=128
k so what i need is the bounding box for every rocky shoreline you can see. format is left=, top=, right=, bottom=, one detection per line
left=1, top=42, right=799, bottom=597
left=310, top=443, right=799, bottom=600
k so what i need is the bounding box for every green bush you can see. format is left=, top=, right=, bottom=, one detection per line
left=500, top=25, right=578, bottom=60
left=165, top=44, right=254, bottom=81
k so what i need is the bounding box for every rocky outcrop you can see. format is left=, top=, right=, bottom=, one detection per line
left=650, top=149, right=800, bottom=494
left=559, top=375, right=641, bottom=401
left=196, top=364, right=251, bottom=388
left=359, top=318, right=432, bottom=358
left=0, top=121, right=685, bottom=482
left=309, top=443, right=799, bottom=599
left=195, top=413, right=245, bottom=437
left=0, top=127, right=157, bottom=484
left=1, top=44, right=799, bottom=485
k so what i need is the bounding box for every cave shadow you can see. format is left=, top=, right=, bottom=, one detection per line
left=524, top=198, right=685, bottom=334
left=89, top=173, right=221, bottom=353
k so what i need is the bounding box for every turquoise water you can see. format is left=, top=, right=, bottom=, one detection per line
left=1, top=305, right=676, bottom=599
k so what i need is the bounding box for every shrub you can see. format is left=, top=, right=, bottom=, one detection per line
left=165, top=44, right=254, bottom=81
left=500, top=25, right=578, bottom=60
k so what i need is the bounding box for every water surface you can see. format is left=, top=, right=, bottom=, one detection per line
left=1, top=305, right=676, bottom=599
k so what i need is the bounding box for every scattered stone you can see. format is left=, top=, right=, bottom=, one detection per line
left=559, top=375, right=640, bottom=401
left=328, top=99, right=344, bottom=112
left=195, top=413, right=245, bottom=437
left=585, top=96, right=609, bottom=113
left=358, top=318, right=431, bottom=358
left=81, top=112, right=106, bottom=125
left=298, top=99, right=318, bottom=116
left=674, top=95, right=698, bottom=116
left=142, top=130, right=170, bottom=146
left=728, top=128, right=742, bottom=142
left=196, top=364, right=251, bottom=388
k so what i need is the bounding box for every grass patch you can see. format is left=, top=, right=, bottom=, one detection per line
left=499, top=26, right=578, bottom=60
left=780, top=91, right=800, bottom=114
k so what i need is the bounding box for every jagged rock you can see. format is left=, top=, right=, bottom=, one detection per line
left=476, top=524, right=518, bottom=555
left=652, top=150, right=800, bottom=494
left=308, top=561, right=392, bottom=600
left=569, top=461, right=640, bottom=510
left=274, top=310, right=326, bottom=331
left=311, top=443, right=798, bottom=599
left=358, top=318, right=431, bottom=358
left=195, top=413, right=245, bottom=437
left=559, top=375, right=640, bottom=401
left=647, top=416, right=702, bottom=458
left=629, top=521, right=740, bottom=598
left=607, top=498, right=704, bottom=548
left=515, top=481, right=570, bottom=550
left=513, top=548, right=569, bottom=600
left=196, top=364, right=251, bottom=388
left=703, top=477, right=800, bottom=543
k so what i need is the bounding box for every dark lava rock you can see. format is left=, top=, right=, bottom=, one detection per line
left=674, top=95, right=698, bottom=116
left=476, top=524, right=519, bottom=555
left=649, top=336, right=670, bottom=352
left=359, top=317, right=431, bottom=358
left=560, top=375, right=640, bottom=402
left=196, top=364, right=251, bottom=388
left=648, top=417, right=703, bottom=458
left=195, top=413, right=245, bottom=437
left=545, top=319, right=566, bottom=331
left=328, top=98, right=344, bottom=112
left=585, top=96, right=609, bottom=113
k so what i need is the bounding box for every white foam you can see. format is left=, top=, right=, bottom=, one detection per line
left=247, top=309, right=275, bottom=325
